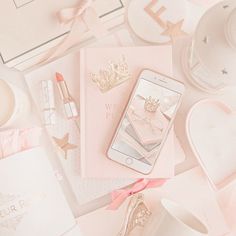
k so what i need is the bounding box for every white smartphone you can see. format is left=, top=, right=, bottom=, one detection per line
left=107, top=69, right=185, bottom=174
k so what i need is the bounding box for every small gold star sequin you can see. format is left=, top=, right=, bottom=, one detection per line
left=161, top=20, right=187, bottom=42
left=222, top=69, right=228, bottom=75
left=203, top=36, right=208, bottom=44
left=53, top=133, right=77, bottom=159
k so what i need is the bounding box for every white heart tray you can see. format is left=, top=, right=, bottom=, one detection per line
left=186, top=99, right=236, bottom=190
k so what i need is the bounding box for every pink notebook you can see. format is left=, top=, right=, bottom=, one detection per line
left=80, top=46, right=178, bottom=178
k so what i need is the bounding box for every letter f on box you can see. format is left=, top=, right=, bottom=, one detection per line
left=144, top=0, right=166, bottom=29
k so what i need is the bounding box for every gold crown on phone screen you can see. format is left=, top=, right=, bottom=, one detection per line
left=144, top=97, right=160, bottom=113
left=90, top=55, right=131, bottom=93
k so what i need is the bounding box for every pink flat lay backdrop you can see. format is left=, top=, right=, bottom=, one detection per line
left=78, top=167, right=229, bottom=236
left=80, top=46, right=184, bottom=178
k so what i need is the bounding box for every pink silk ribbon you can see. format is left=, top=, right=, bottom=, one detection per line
left=41, top=0, right=108, bottom=64
left=57, top=0, right=93, bottom=24
left=108, top=178, right=167, bottom=210
left=0, top=127, right=41, bottom=159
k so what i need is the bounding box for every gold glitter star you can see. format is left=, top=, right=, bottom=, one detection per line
left=203, top=36, right=208, bottom=44
left=223, top=5, right=229, bottom=9
left=161, top=20, right=187, bottom=42
left=53, top=133, right=77, bottom=159
left=222, top=69, right=228, bottom=75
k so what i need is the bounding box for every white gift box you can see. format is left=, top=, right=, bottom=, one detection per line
left=0, top=0, right=125, bottom=70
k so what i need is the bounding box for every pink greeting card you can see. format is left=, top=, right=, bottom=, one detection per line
left=80, top=46, right=181, bottom=178
left=0, top=147, right=77, bottom=236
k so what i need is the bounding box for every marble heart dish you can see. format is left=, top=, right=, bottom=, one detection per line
left=186, top=99, right=236, bottom=190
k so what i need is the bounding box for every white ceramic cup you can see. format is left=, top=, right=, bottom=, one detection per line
left=0, top=79, right=30, bottom=128
left=142, top=199, right=208, bottom=236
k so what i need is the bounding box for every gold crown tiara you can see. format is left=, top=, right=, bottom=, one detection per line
left=144, top=97, right=160, bottom=113
left=90, top=55, right=131, bottom=93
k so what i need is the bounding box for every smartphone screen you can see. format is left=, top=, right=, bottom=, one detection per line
left=111, top=77, right=182, bottom=166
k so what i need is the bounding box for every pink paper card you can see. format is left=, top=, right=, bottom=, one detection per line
left=80, top=46, right=177, bottom=178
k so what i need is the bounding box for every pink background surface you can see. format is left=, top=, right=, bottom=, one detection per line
left=78, top=167, right=229, bottom=236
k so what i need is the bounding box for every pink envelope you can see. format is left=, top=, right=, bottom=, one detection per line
left=80, top=46, right=181, bottom=178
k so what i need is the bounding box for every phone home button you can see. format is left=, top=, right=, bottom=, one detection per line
left=125, top=158, right=133, bottom=165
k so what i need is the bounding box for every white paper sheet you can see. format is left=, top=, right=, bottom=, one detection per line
left=0, top=147, right=76, bottom=236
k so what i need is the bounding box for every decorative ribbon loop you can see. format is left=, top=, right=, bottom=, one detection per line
left=41, top=0, right=108, bottom=64
left=108, top=179, right=167, bottom=210
left=57, top=0, right=93, bottom=24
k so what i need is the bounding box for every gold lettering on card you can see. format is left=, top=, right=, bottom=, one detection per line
left=105, top=103, right=119, bottom=120
left=144, top=0, right=166, bottom=29
left=0, top=193, right=29, bottom=231
left=0, top=192, right=45, bottom=231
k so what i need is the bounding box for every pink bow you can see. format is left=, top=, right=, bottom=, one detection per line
left=57, top=0, right=93, bottom=24
left=41, top=0, right=107, bottom=64
left=108, top=178, right=167, bottom=210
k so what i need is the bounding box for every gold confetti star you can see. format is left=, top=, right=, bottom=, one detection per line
left=203, top=36, right=208, bottom=44
left=161, top=20, right=187, bottom=42
left=53, top=133, right=77, bottom=159
left=222, top=69, right=228, bottom=75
